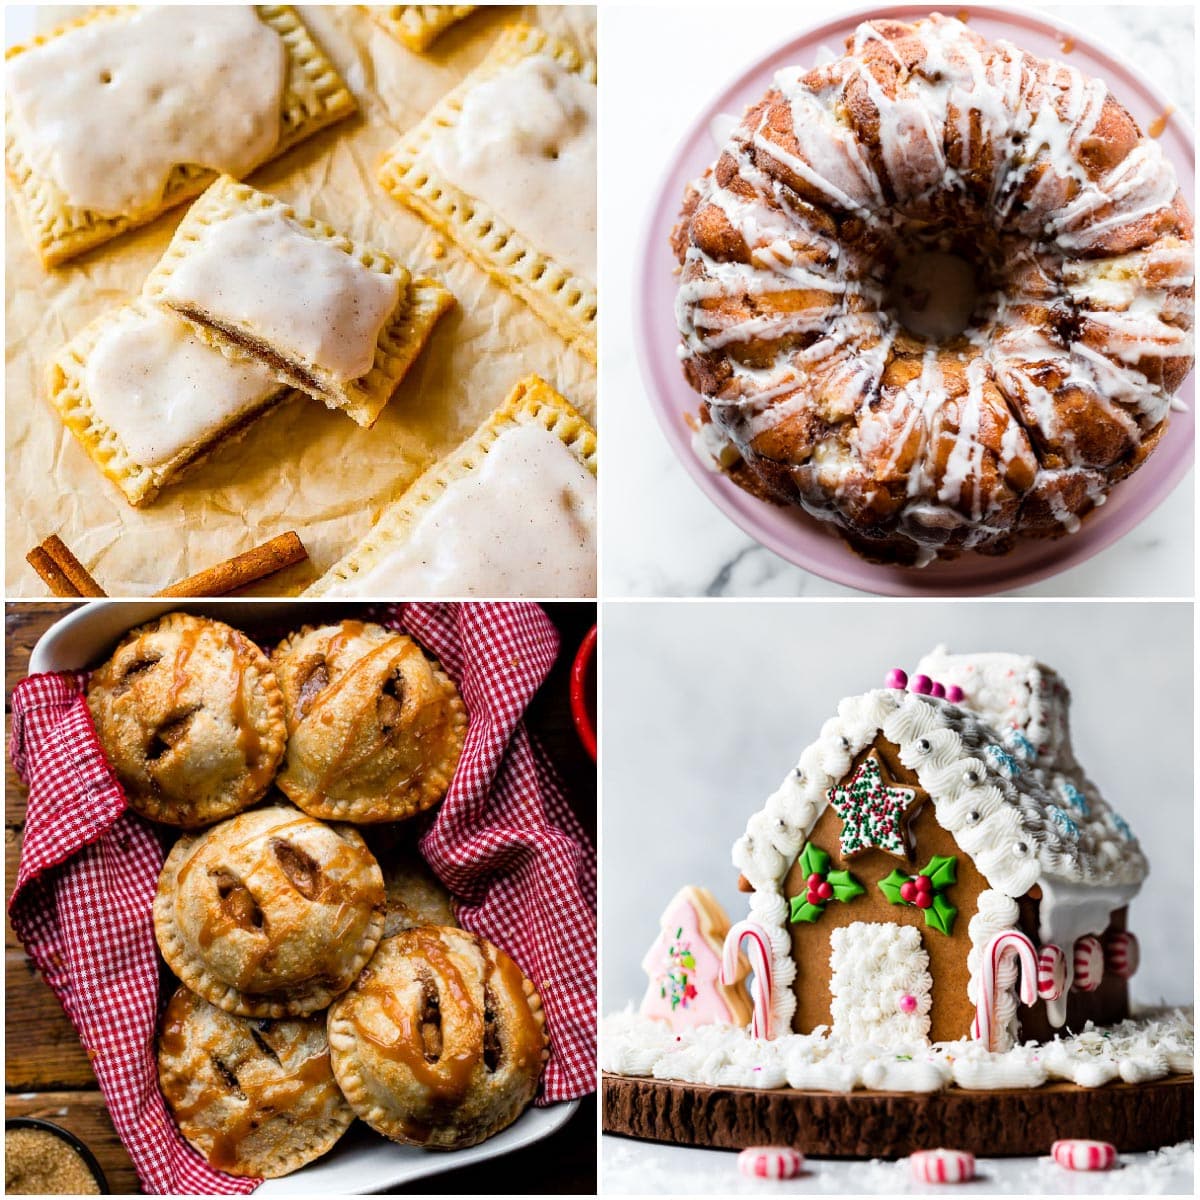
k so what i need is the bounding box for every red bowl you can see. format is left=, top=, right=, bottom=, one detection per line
left=570, top=625, right=597, bottom=761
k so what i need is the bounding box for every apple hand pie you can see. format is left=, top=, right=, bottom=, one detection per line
left=86, top=613, right=286, bottom=828
left=378, top=24, right=597, bottom=360
left=154, top=806, right=386, bottom=1018
left=383, top=849, right=459, bottom=936
left=272, top=621, right=467, bottom=824
left=328, top=927, right=548, bottom=1149
left=158, top=985, right=354, bottom=1178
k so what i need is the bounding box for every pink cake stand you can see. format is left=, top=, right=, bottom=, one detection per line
left=636, top=4, right=1195, bottom=596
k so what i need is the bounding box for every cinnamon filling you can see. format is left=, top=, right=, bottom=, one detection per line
left=419, top=977, right=443, bottom=1061
left=295, top=661, right=330, bottom=720
left=270, top=838, right=323, bottom=900
left=483, top=987, right=502, bottom=1072
left=213, top=870, right=264, bottom=931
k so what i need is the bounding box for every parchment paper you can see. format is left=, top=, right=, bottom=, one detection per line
left=5, top=5, right=597, bottom=596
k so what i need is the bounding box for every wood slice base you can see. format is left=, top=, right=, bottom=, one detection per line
left=603, top=1072, right=1194, bottom=1159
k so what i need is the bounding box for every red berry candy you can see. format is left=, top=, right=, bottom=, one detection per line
left=807, top=889, right=822, bottom=906
left=807, top=873, right=822, bottom=888
left=817, top=881, right=833, bottom=901
left=899, top=881, right=916, bottom=903
left=915, top=893, right=933, bottom=909
left=915, top=875, right=932, bottom=894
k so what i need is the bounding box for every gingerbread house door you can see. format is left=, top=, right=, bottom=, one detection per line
left=829, top=923, right=932, bottom=1045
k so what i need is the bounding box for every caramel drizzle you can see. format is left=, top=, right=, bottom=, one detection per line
left=226, top=630, right=273, bottom=794
left=161, top=992, right=340, bottom=1173
left=358, top=931, right=483, bottom=1138
left=1148, top=105, right=1175, bottom=138
left=485, top=945, right=546, bottom=1073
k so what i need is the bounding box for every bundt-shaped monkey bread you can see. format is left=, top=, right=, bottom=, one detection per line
left=673, top=13, right=1194, bottom=565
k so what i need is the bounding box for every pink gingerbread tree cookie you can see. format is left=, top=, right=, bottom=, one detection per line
left=640, top=885, right=752, bottom=1029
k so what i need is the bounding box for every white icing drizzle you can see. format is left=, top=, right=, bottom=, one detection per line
left=600, top=1007, right=1192, bottom=1093
left=320, top=423, right=596, bottom=598
left=84, top=306, right=278, bottom=467
left=7, top=7, right=285, bottom=217
left=430, top=54, right=596, bottom=281
left=675, top=14, right=1194, bottom=559
left=159, top=207, right=402, bottom=385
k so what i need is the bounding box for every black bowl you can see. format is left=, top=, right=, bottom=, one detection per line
left=5, top=1117, right=110, bottom=1194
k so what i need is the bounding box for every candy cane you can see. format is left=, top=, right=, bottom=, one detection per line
left=1072, top=935, right=1104, bottom=992
left=1106, top=931, right=1139, bottom=980
left=722, top=920, right=774, bottom=1040
left=971, top=930, right=1037, bottom=1051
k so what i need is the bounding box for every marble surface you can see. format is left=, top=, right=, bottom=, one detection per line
left=601, top=1136, right=1194, bottom=1195
left=599, top=5, right=1195, bottom=598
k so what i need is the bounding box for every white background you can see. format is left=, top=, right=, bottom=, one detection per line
left=598, top=4, right=1196, bottom=598
left=601, top=600, right=1193, bottom=1010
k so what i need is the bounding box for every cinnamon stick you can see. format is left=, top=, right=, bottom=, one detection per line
left=155, top=532, right=308, bottom=598
left=27, top=536, right=107, bottom=597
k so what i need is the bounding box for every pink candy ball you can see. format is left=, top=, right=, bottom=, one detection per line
left=909, top=674, right=933, bottom=695
left=898, top=993, right=918, bottom=1013
left=885, top=668, right=908, bottom=690
left=946, top=685, right=965, bottom=703
left=930, top=681, right=946, bottom=698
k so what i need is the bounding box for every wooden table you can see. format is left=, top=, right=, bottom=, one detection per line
left=6, top=602, right=597, bottom=1194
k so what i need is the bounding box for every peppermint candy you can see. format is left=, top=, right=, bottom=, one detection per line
left=1052, top=1139, right=1117, bottom=1171
left=1036, top=943, right=1067, bottom=1001
left=1072, top=935, right=1104, bottom=992
left=721, top=920, right=774, bottom=1039
left=1106, top=931, right=1139, bottom=980
left=737, top=1146, right=803, bottom=1180
left=909, top=1148, right=976, bottom=1183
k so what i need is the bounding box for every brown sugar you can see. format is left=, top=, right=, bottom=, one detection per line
left=5, top=1128, right=100, bottom=1195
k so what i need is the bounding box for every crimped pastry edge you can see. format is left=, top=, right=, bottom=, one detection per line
left=156, top=986, right=356, bottom=1178
left=272, top=623, right=468, bottom=822
left=153, top=810, right=386, bottom=1018
left=326, top=929, right=548, bottom=1148
left=304, top=373, right=596, bottom=596
left=377, top=22, right=596, bottom=360
left=5, top=5, right=356, bottom=269
left=143, top=174, right=453, bottom=427
left=87, top=612, right=288, bottom=828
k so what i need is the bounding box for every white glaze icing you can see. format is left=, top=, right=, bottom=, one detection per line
left=7, top=7, right=285, bottom=217
left=674, top=14, right=1194, bottom=560
left=319, top=422, right=596, bottom=598
left=160, top=207, right=402, bottom=385
left=84, top=306, right=278, bottom=467
left=600, top=1007, right=1192, bottom=1093
left=430, top=54, right=596, bottom=280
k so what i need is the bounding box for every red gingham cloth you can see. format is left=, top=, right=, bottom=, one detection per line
left=8, top=602, right=596, bottom=1196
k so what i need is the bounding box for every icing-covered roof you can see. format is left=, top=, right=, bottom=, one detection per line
left=734, top=686, right=1146, bottom=905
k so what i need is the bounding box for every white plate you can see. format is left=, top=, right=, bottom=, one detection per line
left=28, top=599, right=583, bottom=1193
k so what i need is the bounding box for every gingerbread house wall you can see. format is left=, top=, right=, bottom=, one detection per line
left=785, top=734, right=1132, bottom=1044
left=785, top=736, right=990, bottom=1042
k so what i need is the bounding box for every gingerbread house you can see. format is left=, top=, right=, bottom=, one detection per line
left=732, top=651, right=1145, bottom=1050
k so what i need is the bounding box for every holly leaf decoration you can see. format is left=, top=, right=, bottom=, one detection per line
left=827, top=869, right=865, bottom=903
left=798, top=842, right=831, bottom=879
left=924, top=892, right=958, bottom=936
left=922, top=855, right=958, bottom=890
left=878, top=868, right=910, bottom=906
left=789, top=896, right=825, bottom=924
